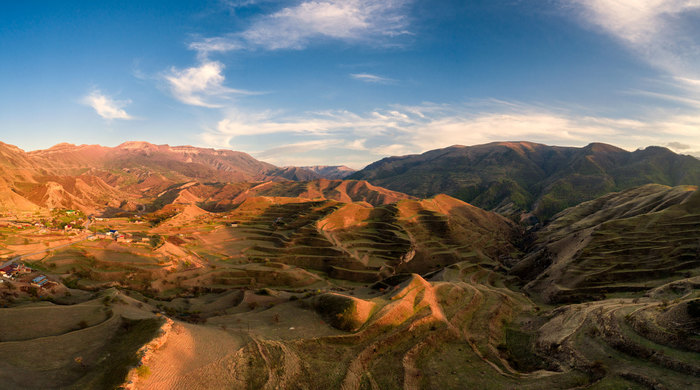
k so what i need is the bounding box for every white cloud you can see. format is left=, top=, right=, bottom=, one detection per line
left=82, top=90, right=133, bottom=120
left=191, top=0, right=411, bottom=54
left=568, top=0, right=700, bottom=78
left=164, top=61, right=255, bottom=107
left=350, top=73, right=394, bottom=84
left=200, top=101, right=700, bottom=166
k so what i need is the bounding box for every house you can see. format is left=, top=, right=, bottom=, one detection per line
left=0, top=266, right=12, bottom=278
left=17, top=264, right=31, bottom=274
left=31, top=275, right=49, bottom=288
left=0, top=263, right=31, bottom=278
left=116, top=235, right=133, bottom=243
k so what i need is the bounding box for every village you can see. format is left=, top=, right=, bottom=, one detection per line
left=0, top=208, right=166, bottom=298
left=0, top=262, right=57, bottom=291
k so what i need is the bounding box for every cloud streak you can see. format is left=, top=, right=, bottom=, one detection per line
left=83, top=90, right=133, bottom=120
left=350, top=73, right=395, bottom=84
left=200, top=101, right=700, bottom=167
left=568, top=0, right=700, bottom=79
left=190, top=0, right=411, bottom=55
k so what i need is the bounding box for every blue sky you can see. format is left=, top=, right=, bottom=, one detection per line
left=1, top=0, right=700, bottom=168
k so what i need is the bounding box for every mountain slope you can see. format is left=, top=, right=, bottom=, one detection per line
left=299, top=165, right=356, bottom=179
left=0, top=141, right=337, bottom=214
left=152, top=179, right=414, bottom=212
left=512, top=184, right=700, bottom=303
left=28, top=141, right=280, bottom=183
left=350, top=141, right=700, bottom=220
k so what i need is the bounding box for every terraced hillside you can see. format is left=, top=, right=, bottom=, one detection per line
left=516, top=184, right=700, bottom=304
left=1, top=184, right=699, bottom=389
left=536, top=291, right=700, bottom=389
left=134, top=263, right=699, bottom=389
left=8, top=193, right=517, bottom=303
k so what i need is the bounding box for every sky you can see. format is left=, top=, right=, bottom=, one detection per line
left=1, top=0, right=700, bottom=168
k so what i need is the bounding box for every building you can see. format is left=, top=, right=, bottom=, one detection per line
left=31, top=275, right=49, bottom=288
left=0, top=263, right=31, bottom=278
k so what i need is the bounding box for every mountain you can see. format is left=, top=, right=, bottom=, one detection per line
left=299, top=165, right=356, bottom=179
left=349, top=141, right=700, bottom=221
left=0, top=141, right=349, bottom=213
left=0, top=141, right=40, bottom=185
left=28, top=141, right=280, bottom=183
left=266, top=166, right=321, bottom=181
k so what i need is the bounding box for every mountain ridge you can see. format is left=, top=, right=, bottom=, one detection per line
left=350, top=141, right=700, bottom=220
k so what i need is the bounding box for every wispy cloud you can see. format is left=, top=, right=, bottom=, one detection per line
left=667, top=141, right=691, bottom=150
left=200, top=100, right=700, bottom=166
left=82, top=90, right=133, bottom=120
left=221, top=0, right=267, bottom=9
left=625, top=88, right=700, bottom=108
left=568, top=0, right=700, bottom=79
left=190, top=0, right=411, bottom=55
left=675, top=76, right=700, bottom=90
left=164, top=61, right=255, bottom=107
left=188, top=37, right=242, bottom=60
left=350, top=73, right=395, bottom=84
left=254, top=139, right=342, bottom=160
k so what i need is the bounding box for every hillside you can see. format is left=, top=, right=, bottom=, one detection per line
left=1, top=183, right=698, bottom=389
left=149, top=179, right=414, bottom=213
left=513, top=184, right=700, bottom=303
left=350, top=141, right=700, bottom=220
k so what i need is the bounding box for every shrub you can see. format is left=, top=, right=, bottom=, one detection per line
left=136, top=365, right=151, bottom=378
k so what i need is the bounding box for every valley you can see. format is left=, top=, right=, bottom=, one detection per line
left=0, top=141, right=698, bottom=389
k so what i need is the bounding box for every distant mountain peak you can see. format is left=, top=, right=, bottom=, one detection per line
left=117, top=141, right=160, bottom=150
left=582, top=142, right=626, bottom=153
left=299, top=165, right=357, bottom=180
